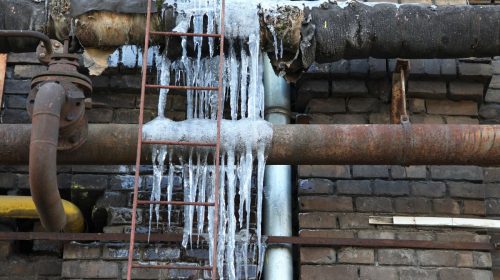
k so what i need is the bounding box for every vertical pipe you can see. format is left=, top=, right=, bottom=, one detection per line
left=29, top=82, right=67, bottom=232
left=263, top=55, right=293, bottom=280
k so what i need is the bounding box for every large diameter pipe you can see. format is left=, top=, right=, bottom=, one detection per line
left=29, top=82, right=67, bottom=232
left=1, top=124, right=500, bottom=165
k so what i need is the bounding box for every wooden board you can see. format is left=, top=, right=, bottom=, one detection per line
left=370, top=215, right=500, bottom=229
left=0, top=54, right=6, bottom=109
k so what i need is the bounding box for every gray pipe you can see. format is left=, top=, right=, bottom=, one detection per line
left=263, top=55, right=293, bottom=280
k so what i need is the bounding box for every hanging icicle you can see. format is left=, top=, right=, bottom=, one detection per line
left=145, top=0, right=272, bottom=278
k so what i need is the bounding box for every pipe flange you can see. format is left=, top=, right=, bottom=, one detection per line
left=27, top=81, right=88, bottom=151
left=31, top=72, right=92, bottom=98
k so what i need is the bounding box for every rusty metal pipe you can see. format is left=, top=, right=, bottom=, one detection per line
left=0, top=30, right=53, bottom=57
left=2, top=124, right=500, bottom=166
left=29, top=82, right=67, bottom=232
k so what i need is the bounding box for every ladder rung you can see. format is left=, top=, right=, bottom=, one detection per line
left=132, top=263, right=212, bottom=271
left=138, top=200, right=215, bottom=206
left=146, top=84, right=219, bottom=91
left=150, top=31, right=223, bottom=38
left=142, top=140, right=217, bottom=147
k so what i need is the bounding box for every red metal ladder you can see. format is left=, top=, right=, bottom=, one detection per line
left=126, top=0, right=226, bottom=278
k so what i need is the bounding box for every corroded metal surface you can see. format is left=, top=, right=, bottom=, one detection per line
left=1, top=124, right=500, bottom=166
left=0, top=232, right=493, bottom=251
left=270, top=124, right=500, bottom=165
left=390, top=60, right=409, bottom=124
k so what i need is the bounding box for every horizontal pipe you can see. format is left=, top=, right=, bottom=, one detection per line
left=0, top=232, right=492, bottom=251
left=0, top=196, right=84, bottom=233
left=0, top=124, right=500, bottom=165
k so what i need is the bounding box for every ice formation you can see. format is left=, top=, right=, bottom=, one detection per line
left=142, top=0, right=274, bottom=278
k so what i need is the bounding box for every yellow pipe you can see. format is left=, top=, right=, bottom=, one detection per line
left=0, top=196, right=85, bottom=233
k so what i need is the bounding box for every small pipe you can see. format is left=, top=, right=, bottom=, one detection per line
left=29, top=82, right=67, bottom=232
left=0, top=232, right=492, bottom=251
left=263, top=55, right=293, bottom=280
left=0, top=30, right=53, bottom=57
left=0, top=196, right=84, bottom=233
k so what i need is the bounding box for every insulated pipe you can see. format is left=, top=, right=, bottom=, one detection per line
left=29, top=82, right=67, bottom=232
left=263, top=56, right=293, bottom=280
left=0, top=196, right=84, bottom=233
left=2, top=124, right=500, bottom=165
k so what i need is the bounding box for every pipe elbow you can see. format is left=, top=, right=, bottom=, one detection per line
left=0, top=196, right=84, bottom=233
left=29, top=82, right=67, bottom=232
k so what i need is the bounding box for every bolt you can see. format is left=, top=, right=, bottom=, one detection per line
left=66, top=113, right=76, bottom=121
left=39, top=53, right=46, bottom=58
left=68, top=135, right=78, bottom=144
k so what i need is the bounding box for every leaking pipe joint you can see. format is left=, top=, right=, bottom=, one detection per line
left=29, top=82, right=67, bottom=232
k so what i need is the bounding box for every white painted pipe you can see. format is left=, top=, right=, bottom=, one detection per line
left=263, top=55, right=293, bottom=280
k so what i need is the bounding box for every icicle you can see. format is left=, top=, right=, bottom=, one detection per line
left=207, top=164, right=215, bottom=267
left=229, top=40, right=240, bottom=120
left=167, top=151, right=174, bottom=226
left=267, top=25, right=279, bottom=60
left=240, top=47, right=249, bottom=119
left=226, top=150, right=236, bottom=280
left=217, top=155, right=227, bottom=279
left=256, top=144, right=267, bottom=278
left=158, top=58, right=171, bottom=118
left=248, top=33, right=260, bottom=120
left=197, top=153, right=208, bottom=244
left=149, top=145, right=167, bottom=241
left=207, top=11, right=215, bottom=58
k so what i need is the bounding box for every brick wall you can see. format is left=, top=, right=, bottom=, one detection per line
left=295, top=56, right=500, bottom=280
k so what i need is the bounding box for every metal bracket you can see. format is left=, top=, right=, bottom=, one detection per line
left=390, top=59, right=410, bottom=124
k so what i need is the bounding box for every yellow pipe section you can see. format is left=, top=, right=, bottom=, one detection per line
left=0, top=196, right=85, bottom=233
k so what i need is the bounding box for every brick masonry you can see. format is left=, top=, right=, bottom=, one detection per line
left=296, top=54, right=499, bottom=280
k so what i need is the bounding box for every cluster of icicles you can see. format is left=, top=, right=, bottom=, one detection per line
left=143, top=0, right=271, bottom=278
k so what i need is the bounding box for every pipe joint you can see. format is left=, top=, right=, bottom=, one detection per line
left=27, top=48, right=92, bottom=232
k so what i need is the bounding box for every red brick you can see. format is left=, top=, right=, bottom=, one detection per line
left=61, top=260, right=119, bottom=278
left=299, top=212, right=338, bottom=229
left=359, top=266, right=398, bottom=280
left=463, top=200, right=486, bottom=216
left=417, top=250, right=457, bottom=267
left=299, top=229, right=356, bottom=239
left=432, top=199, right=461, bottom=215
left=299, top=196, right=353, bottom=212
left=426, top=100, right=478, bottom=116
left=298, top=165, right=351, bottom=179
left=338, top=247, right=374, bottom=264
left=306, top=98, right=346, bottom=113
left=300, top=265, right=358, bottom=280
left=300, top=248, right=336, bottom=264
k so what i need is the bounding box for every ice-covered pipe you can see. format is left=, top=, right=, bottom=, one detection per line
left=2, top=124, right=500, bottom=166
left=263, top=56, right=293, bottom=279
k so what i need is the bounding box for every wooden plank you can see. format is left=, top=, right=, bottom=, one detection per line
left=0, top=54, right=6, bottom=109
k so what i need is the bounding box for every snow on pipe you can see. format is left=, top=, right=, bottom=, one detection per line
left=1, top=1, right=499, bottom=78
left=2, top=123, right=500, bottom=166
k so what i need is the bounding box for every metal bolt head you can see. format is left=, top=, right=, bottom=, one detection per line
left=39, top=53, right=46, bottom=58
